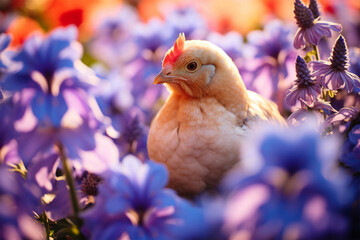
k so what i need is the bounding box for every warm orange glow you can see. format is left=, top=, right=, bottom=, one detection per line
left=42, top=0, right=121, bottom=40
left=137, top=0, right=269, bottom=34
left=6, top=16, right=43, bottom=48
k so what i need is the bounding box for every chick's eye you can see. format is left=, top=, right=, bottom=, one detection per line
left=186, top=61, right=198, bottom=72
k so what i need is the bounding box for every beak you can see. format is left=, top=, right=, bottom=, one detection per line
left=154, top=66, right=187, bottom=85
left=154, top=71, right=171, bottom=85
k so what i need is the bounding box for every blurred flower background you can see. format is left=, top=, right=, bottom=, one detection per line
left=0, top=0, right=360, bottom=239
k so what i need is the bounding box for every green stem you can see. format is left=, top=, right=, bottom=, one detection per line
left=312, top=45, right=320, bottom=60
left=43, top=212, right=50, bottom=240
left=57, top=143, right=80, bottom=219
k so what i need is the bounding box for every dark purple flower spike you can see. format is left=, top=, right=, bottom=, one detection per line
left=309, top=0, right=321, bottom=19
left=286, top=55, right=321, bottom=108
left=293, top=0, right=342, bottom=49
left=310, top=35, right=360, bottom=92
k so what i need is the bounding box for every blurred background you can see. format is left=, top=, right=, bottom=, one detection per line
left=1, top=0, right=359, bottom=45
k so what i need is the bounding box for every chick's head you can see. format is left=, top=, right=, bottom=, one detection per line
left=154, top=33, right=244, bottom=98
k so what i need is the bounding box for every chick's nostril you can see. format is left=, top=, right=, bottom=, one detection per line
left=165, top=71, right=171, bottom=75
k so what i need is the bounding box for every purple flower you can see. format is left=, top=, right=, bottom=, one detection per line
left=287, top=99, right=336, bottom=128
left=206, top=31, right=244, bottom=63
left=0, top=26, right=120, bottom=178
left=2, top=26, right=99, bottom=127
left=81, top=172, right=102, bottom=197
left=310, top=35, right=360, bottom=92
left=93, top=68, right=135, bottom=117
left=0, top=166, right=43, bottom=239
left=220, top=122, right=353, bottom=239
left=122, top=19, right=172, bottom=118
left=89, top=6, right=140, bottom=68
left=92, top=69, right=149, bottom=158
left=0, top=98, right=17, bottom=151
left=114, top=109, right=148, bottom=158
left=293, top=0, right=342, bottom=49
left=0, top=33, right=11, bottom=99
left=132, top=18, right=173, bottom=53
left=42, top=178, right=80, bottom=221
left=241, top=20, right=297, bottom=104
left=340, top=123, right=360, bottom=173
left=285, top=56, right=322, bottom=108
left=0, top=33, right=11, bottom=71
left=82, top=155, right=205, bottom=240
left=349, top=47, right=360, bottom=93
left=90, top=9, right=174, bottom=119
left=325, top=107, right=358, bottom=127
left=16, top=121, right=119, bottom=173
left=164, top=7, right=208, bottom=40
left=349, top=48, right=360, bottom=78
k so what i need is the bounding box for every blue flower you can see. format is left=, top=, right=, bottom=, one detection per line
left=82, top=155, right=205, bottom=240
left=293, top=0, right=342, bottom=49
left=220, top=122, right=354, bottom=239
left=2, top=26, right=97, bottom=127
left=310, top=35, right=360, bottom=92
left=1, top=26, right=120, bottom=177
left=0, top=166, right=43, bottom=239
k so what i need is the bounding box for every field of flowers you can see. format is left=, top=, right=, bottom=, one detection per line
left=1, top=0, right=360, bottom=239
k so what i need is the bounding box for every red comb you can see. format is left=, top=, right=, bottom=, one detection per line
left=162, top=33, right=185, bottom=67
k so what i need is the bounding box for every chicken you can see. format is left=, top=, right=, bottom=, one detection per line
left=147, top=33, right=285, bottom=196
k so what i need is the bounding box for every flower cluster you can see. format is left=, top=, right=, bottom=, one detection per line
left=82, top=155, right=204, bottom=240
left=285, top=0, right=360, bottom=131
left=217, top=122, right=355, bottom=239
left=284, top=2, right=360, bottom=230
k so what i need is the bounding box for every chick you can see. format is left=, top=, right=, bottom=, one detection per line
left=147, top=33, right=285, bottom=196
